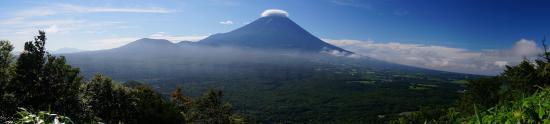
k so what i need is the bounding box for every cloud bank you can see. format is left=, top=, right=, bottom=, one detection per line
left=324, top=38, right=543, bottom=75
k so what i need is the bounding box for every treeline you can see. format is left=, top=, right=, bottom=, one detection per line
left=0, top=31, right=247, bottom=123
left=389, top=39, right=550, bottom=123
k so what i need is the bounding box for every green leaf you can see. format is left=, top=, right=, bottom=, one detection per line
left=538, top=105, right=545, bottom=119
left=474, top=104, right=482, bottom=124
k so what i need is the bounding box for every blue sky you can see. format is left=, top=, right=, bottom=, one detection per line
left=1, top=0, right=549, bottom=75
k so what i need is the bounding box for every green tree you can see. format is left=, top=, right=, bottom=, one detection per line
left=83, top=73, right=122, bottom=123
left=12, top=31, right=48, bottom=110
left=459, top=77, right=502, bottom=112
left=501, top=60, right=538, bottom=95
left=499, top=37, right=550, bottom=96
left=193, top=90, right=232, bottom=124
left=84, top=74, right=184, bottom=123
left=42, top=55, right=85, bottom=119
left=131, top=85, right=184, bottom=124
left=171, top=87, right=194, bottom=122
left=9, top=31, right=86, bottom=121
left=0, top=40, right=17, bottom=121
left=0, top=40, right=13, bottom=90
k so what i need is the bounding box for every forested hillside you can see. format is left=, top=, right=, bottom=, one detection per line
left=0, top=31, right=246, bottom=123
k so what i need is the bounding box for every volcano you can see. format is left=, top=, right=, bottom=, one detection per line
left=198, top=10, right=351, bottom=54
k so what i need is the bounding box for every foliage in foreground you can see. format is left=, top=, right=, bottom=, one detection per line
left=467, top=88, right=550, bottom=123
left=14, top=108, right=74, bottom=124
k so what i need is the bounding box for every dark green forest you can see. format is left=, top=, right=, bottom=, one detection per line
left=143, top=66, right=472, bottom=123
left=0, top=31, right=246, bottom=123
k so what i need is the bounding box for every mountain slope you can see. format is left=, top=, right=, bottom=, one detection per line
left=112, top=38, right=180, bottom=52
left=50, top=47, right=85, bottom=54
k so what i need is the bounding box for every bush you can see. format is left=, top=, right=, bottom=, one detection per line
left=14, top=108, right=74, bottom=124
left=467, top=87, right=550, bottom=123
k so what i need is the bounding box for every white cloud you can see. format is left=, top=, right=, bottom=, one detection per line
left=148, top=32, right=209, bottom=42
left=0, top=3, right=172, bottom=51
left=2, top=4, right=172, bottom=25
left=2, top=19, right=122, bottom=37
left=44, top=25, right=59, bottom=33
left=0, top=3, right=173, bottom=34
left=494, top=61, right=508, bottom=68
left=1, top=8, right=56, bottom=25
left=480, top=39, right=542, bottom=58
left=321, top=47, right=361, bottom=58
left=324, top=38, right=542, bottom=75
left=261, top=9, right=289, bottom=17
left=512, top=39, right=539, bottom=56
left=57, top=4, right=172, bottom=14
left=90, top=37, right=140, bottom=50
left=219, top=20, right=234, bottom=25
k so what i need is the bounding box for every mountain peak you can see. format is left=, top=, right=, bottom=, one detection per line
left=133, top=38, right=173, bottom=44
left=176, top=41, right=195, bottom=46
left=197, top=9, right=351, bottom=54
left=118, top=38, right=176, bottom=50
left=125, top=38, right=174, bottom=46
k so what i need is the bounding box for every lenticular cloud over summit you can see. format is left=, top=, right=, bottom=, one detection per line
left=261, top=9, right=289, bottom=17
